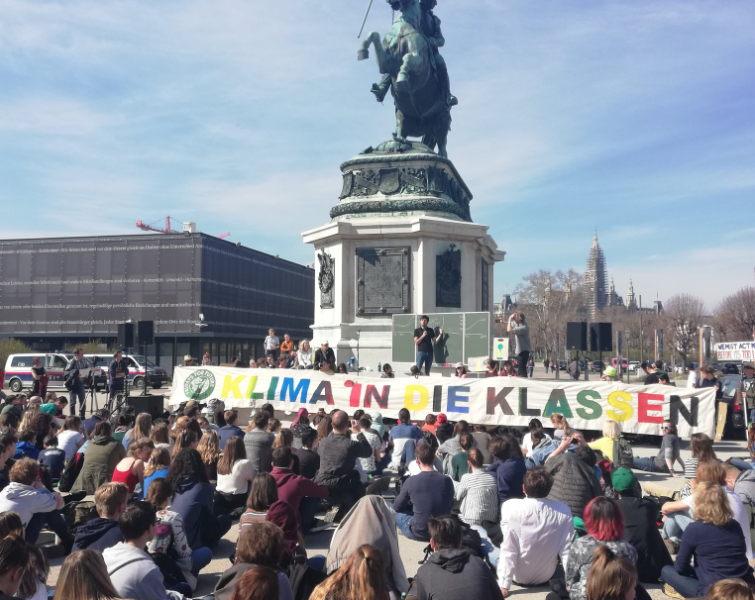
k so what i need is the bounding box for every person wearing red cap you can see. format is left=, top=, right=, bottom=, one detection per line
left=434, top=414, right=454, bottom=445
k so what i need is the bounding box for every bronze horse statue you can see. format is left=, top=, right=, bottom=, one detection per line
left=358, top=0, right=453, bottom=158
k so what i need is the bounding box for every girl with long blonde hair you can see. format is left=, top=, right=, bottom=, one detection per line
left=53, top=549, right=122, bottom=600
left=310, top=544, right=390, bottom=600
left=197, top=429, right=220, bottom=480
left=550, top=413, right=572, bottom=440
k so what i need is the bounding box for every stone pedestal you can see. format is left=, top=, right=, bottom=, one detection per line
left=302, top=148, right=505, bottom=373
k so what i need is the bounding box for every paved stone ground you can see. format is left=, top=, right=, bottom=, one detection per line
left=34, top=386, right=748, bottom=599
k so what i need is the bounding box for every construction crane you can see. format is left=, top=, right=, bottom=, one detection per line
left=135, top=216, right=230, bottom=239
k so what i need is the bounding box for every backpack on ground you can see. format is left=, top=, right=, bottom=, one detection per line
left=613, top=437, right=634, bottom=469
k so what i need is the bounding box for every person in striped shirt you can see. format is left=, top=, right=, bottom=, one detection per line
left=454, top=448, right=498, bottom=526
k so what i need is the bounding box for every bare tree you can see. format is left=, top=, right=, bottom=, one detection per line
left=663, top=294, right=706, bottom=364
left=713, top=286, right=755, bottom=342
left=513, top=269, right=584, bottom=358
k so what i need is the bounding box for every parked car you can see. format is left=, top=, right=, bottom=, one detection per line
left=84, top=353, right=168, bottom=390
left=720, top=374, right=746, bottom=439
left=559, top=361, right=567, bottom=370
left=722, top=363, right=740, bottom=375
left=589, top=361, right=605, bottom=373
left=3, top=352, right=73, bottom=393
left=628, top=361, right=640, bottom=373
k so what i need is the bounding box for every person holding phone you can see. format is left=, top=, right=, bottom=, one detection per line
left=414, top=315, right=443, bottom=376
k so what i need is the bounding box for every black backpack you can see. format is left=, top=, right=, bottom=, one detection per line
left=58, top=452, right=85, bottom=492
left=613, top=437, right=634, bottom=469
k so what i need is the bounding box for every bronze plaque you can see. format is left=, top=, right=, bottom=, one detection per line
left=356, top=247, right=411, bottom=315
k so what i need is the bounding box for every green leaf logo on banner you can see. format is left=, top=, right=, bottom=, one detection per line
left=184, top=369, right=216, bottom=401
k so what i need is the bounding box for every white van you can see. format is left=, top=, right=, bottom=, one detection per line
left=85, top=353, right=168, bottom=390
left=3, top=352, right=73, bottom=393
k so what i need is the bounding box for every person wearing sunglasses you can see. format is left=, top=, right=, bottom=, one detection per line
left=632, top=421, right=685, bottom=477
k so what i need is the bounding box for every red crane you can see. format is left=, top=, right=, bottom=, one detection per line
left=135, top=216, right=230, bottom=239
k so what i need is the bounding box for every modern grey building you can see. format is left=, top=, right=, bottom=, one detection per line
left=0, top=233, right=314, bottom=374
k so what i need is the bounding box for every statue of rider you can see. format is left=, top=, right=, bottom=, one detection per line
left=371, top=0, right=458, bottom=107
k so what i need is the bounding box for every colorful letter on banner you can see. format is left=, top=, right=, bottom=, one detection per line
left=171, top=367, right=715, bottom=438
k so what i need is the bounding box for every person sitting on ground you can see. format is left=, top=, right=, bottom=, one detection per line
left=168, top=448, right=232, bottom=550
left=566, top=497, right=645, bottom=600
left=0, top=457, right=73, bottom=549
left=485, top=359, right=500, bottom=377
left=588, top=420, right=622, bottom=465
left=521, top=418, right=551, bottom=458
left=272, top=429, right=300, bottom=474
left=393, top=443, right=454, bottom=541
left=471, top=425, right=492, bottom=465
left=0, top=435, right=16, bottom=492
left=240, top=473, right=279, bottom=528
left=52, top=549, right=123, bottom=600
left=406, top=515, right=503, bottom=600
left=112, top=414, right=132, bottom=442
left=38, top=434, right=66, bottom=481
left=72, top=420, right=127, bottom=494
left=111, top=437, right=154, bottom=495
left=313, top=410, right=373, bottom=514
left=611, top=468, right=672, bottom=584
left=13, top=429, right=40, bottom=460
left=0, top=511, right=49, bottom=600
left=496, top=467, right=573, bottom=597
left=149, top=422, right=171, bottom=450
left=40, top=395, right=67, bottom=418
left=584, top=546, right=638, bottom=600
left=103, top=501, right=187, bottom=600
left=352, top=416, right=385, bottom=477
left=486, top=433, right=527, bottom=504
left=454, top=448, right=498, bottom=527
left=547, top=445, right=601, bottom=520
left=325, top=495, right=409, bottom=600
left=312, top=545, right=391, bottom=600
left=172, top=429, right=199, bottom=459
left=123, top=413, right=152, bottom=451
left=421, top=414, right=438, bottom=436
left=434, top=413, right=454, bottom=445
left=678, top=433, right=717, bottom=500
left=0, top=535, right=29, bottom=600
left=661, top=482, right=755, bottom=599
left=550, top=413, right=571, bottom=441
left=81, top=408, right=109, bottom=438
left=381, top=363, right=395, bottom=378
left=215, top=435, right=256, bottom=518
left=632, top=420, right=684, bottom=476
left=146, top=477, right=212, bottom=594
left=725, top=462, right=755, bottom=508
left=213, top=521, right=293, bottom=600
left=388, top=408, right=423, bottom=470
left=661, top=459, right=753, bottom=558
left=297, top=429, right=320, bottom=480
left=451, top=433, right=475, bottom=481
left=218, top=409, right=245, bottom=451
left=196, top=429, right=220, bottom=481
left=244, top=410, right=276, bottom=474
left=529, top=427, right=561, bottom=466
left=500, top=360, right=517, bottom=377
left=72, top=481, right=128, bottom=552
left=270, top=446, right=328, bottom=532
left=438, top=420, right=474, bottom=462
left=143, top=446, right=172, bottom=499
left=56, top=415, right=85, bottom=461
left=290, top=408, right=310, bottom=450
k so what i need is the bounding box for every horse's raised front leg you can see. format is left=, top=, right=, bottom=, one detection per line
left=358, top=32, right=392, bottom=75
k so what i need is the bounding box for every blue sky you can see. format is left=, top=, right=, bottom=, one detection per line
left=0, top=0, right=753, bottom=310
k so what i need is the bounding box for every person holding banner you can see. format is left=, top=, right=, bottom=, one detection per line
left=414, top=316, right=444, bottom=376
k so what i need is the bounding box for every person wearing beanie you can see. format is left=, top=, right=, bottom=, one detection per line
left=612, top=468, right=672, bottom=583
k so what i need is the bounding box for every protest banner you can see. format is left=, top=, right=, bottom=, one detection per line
left=715, top=341, right=755, bottom=362
left=171, top=366, right=716, bottom=438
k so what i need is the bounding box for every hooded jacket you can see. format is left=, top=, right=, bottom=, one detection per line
left=213, top=562, right=293, bottom=600
left=0, top=482, right=57, bottom=525
left=413, top=548, right=504, bottom=600
left=72, top=517, right=122, bottom=552
left=371, top=413, right=389, bottom=439
left=546, top=452, right=601, bottom=519
left=169, top=474, right=215, bottom=550
left=486, top=456, right=527, bottom=504
left=270, top=467, right=328, bottom=512
left=243, top=428, right=275, bottom=473
left=734, top=468, right=755, bottom=507
left=103, top=542, right=185, bottom=600
left=71, top=435, right=126, bottom=494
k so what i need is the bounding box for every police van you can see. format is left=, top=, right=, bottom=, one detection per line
left=85, top=353, right=168, bottom=390
left=3, top=352, right=73, bottom=393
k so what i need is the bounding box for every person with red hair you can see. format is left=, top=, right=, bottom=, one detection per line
left=565, top=497, right=651, bottom=600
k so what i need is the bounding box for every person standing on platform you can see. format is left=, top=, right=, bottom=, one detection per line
left=507, top=312, right=531, bottom=378
left=264, top=329, right=280, bottom=363
left=109, top=351, right=129, bottom=405
left=414, top=315, right=443, bottom=376
left=65, top=348, right=91, bottom=418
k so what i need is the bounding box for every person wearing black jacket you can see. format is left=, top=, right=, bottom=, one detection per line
left=108, top=351, right=129, bottom=404
left=612, top=468, right=672, bottom=583
left=407, top=515, right=503, bottom=600
left=314, top=341, right=336, bottom=369
left=313, top=410, right=371, bottom=513
left=64, top=348, right=91, bottom=418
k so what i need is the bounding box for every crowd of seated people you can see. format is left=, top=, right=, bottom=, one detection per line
left=2, top=388, right=755, bottom=600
